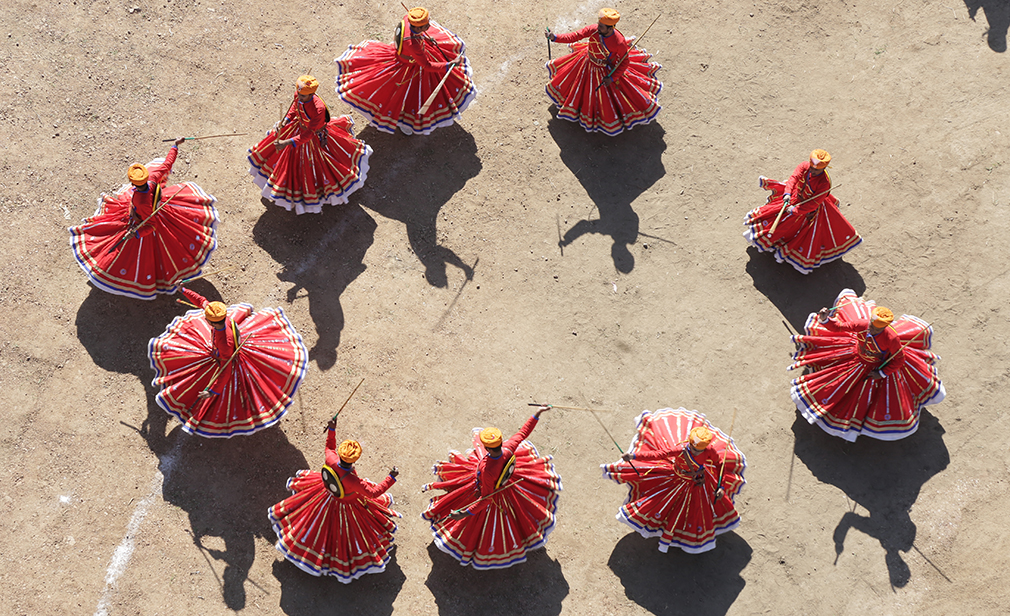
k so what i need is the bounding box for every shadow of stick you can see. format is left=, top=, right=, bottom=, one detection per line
left=433, top=257, right=479, bottom=332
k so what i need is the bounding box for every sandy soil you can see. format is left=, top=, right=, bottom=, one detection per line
left=2, top=0, right=1009, bottom=614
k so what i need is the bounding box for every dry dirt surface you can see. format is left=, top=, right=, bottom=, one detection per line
left=2, top=0, right=1010, bottom=614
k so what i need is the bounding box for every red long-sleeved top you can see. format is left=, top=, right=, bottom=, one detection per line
left=324, top=429, right=396, bottom=498
left=466, top=415, right=539, bottom=513
left=131, top=145, right=178, bottom=221
left=553, top=24, right=631, bottom=81
left=783, top=161, right=833, bottom=215
left=631, top=443, right=721, bottom=480
left=398, top=29, right=455, bottom=73
left=180, top=288, right=234, bottom=362
left=283, top=94, right=328, bottom=146
left=824, top=318, right=905, bottom=376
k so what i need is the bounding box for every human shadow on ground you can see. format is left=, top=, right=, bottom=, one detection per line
left=75, top=282, right=224, bottom=457
left=355, top=123, right=479, bottom=288
left=792, top=409, right=949, bottom=588
left=252, top=203, right=376, bottom=371
left=273, top=553, right=405, bottom=616
left=745, top=246, right=866, bottom=333
left=424, top=543, right=569, bottom=616
left=965, top=0, right=1010, bottom=52
left=608, top=531, right=751, bottom=616
left=548, top=108, right=666, bottom=274
left=158, top=425, right=309, bottom=610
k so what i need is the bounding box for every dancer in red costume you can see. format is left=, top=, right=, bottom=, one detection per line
left=602, top=408, right=745, bottom=554
left=421, top=406, right=562, bottom=569
left=335, top=7, right=476, bottom=135
left=148, top=287, right=308, bottom=438
left=248, top=75, right=371, bottom=215
left=790, top=289, right=945, bottom=441
left=70, top=138, right=218, bottom=299
left=269, top=423, right=400, bottom=581
left=545, top=8, right=662, bottom=135
left=744, top=149, right=861, bottom=274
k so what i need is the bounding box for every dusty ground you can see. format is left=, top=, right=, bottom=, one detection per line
left=2, top=0, right=1010, bottom=614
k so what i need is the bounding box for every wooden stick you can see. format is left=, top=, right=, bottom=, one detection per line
left=528, top=402, right=613, bottom=413
left=595, top=13, right=662, bottom=90
left=161, top=133, right=247, bottom=142
left=324, top=378, right=365, bottom=431
left=878, top=323, right=930, bottom=369
left=546, top=24, right=552, bottom=60
left=107, top=184, right=188, bottom=254
left=176, top=299, right=199, bottom=309
left=180, top=264, right=241, bottom=285
left=419, top=64, right=456, bottom=116
left=448, top=478, right=523, bottom=517
left=767, top=184, right=840, bottom=236
left=589, top=408, right=640, bottom=476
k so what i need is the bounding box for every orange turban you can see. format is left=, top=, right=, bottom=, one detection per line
left=128, top=163, right=149, bottom=186
left=204, top=301, right=227, bottom=323
left=871, top=306, right=894, bottom=329
left=689, top=426, right=714, bottom=449
left=296, top=75, right=319, bottom=95
left=407, top=7, right=429, bottom=26
left=598, top=8, right=620, bottom=26
left=479, top=427, right=503, bottom=448
left=338, top=439, right=362, bottom=464
left=810, top=149, right=831, bottom=169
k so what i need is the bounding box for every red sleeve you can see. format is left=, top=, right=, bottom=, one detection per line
left=823, top=318, right=871, bottom=333
left=147, top=146, right=178, bottom=186
left=502, top=416, right=539, bottom=456
left=343, top=472, right=396, bottom=498
left=783, top=161, right=810, bottom=200
left=552, top=24, right=597, bottom=45
left=284, top=98, right=298, bottom=123
left=324, top=429, right=340, bottom=468
left=181, top=288, right=209, bottom=308
left=632, top=447, right=678, bottom=461
left=877, top=328, right=905, bottom=376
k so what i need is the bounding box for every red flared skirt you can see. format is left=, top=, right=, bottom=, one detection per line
left=546, top=42, right=662, bottom=135
left=69, top=165, right=218, bottom=299
left=602, top=408, right=745, bottom=554
left=790, top=289, right=945, bottom=441
left=247, top=115, right=371, bottom=215
left=148, top=303, right=308, bottom=437
left=269, top=469, right=401, bottom=582
left=335, top=22, right=477, bottom=135
left=421, top=429, right=563, bottom=569
left=743, top=176, right=861, bottom=273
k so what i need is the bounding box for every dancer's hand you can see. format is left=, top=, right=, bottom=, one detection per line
left=715, top=487, right=725, bottom=500
left=326, top=418, right=336, bottom=431
left=621, top=452, right=633, bottom=462
left=449, top=510, right=468, bottom=520
left=174, top=136, right=186, bottom=146
left=544, top=29, right=555, bottom=42
left=389, top=466, right=399, bottom=478
left=602, top=75, right=614, bottom=86
left=817, top=307, right=832, bottom=323
left=869, top=369, right=886, bottom=380
left=534, top=404, right=552, bottom=418
left=197, top=389, right=214, bottom=399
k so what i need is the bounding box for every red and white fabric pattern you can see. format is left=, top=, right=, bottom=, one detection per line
left=546, top=25, right=662, bottom=135
left=248, top=96, right=371, bottom=215
left=421, top=427, right=562, bottom=569
left=268, top=432, right=400, bottom=582
left=70, top=155, right=218, bottom=300
left=743, top=165, right=861, bottom=274
left=335, top=19, right=477, bottom=135
left=148, top=302, right=308, bottom=437
left=790, top=289, right=945, bottom=441
left=602, top=408, right=745, bottom=554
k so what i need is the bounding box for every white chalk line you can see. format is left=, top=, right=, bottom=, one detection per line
left=93, top=439, right=182, bottom=616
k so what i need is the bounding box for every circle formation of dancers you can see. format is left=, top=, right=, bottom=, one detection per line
left=64, top=7, right=945, bottom=584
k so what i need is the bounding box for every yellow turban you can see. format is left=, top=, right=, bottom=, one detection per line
left=598, top=8, right=620, bottom=26
left=810, top=149, right=831, bottom=169
left=871, top=306, right=894, bottom=329
left=128, top=163, right=149, bottom=186
left=296, top=75, right=319, bottom=95
left=407, top=7, right=429, bottom=26
left=204, top=301, right=227, bottom=323
left=689, top=426, right=714, bottom=449
left=338, top=439, right=362, bottom=464
left=479, top=427, right=503, bottom=449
